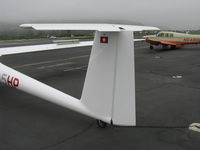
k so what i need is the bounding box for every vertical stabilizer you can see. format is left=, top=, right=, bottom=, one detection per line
left=81, top=31, right=118, bottom=123
left=81, top=31, right=136, bottom=126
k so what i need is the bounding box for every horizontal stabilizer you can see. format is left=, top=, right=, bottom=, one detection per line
left=20, top=24, right=159, bottom=32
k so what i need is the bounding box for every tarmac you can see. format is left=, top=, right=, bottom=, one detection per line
left=0, top=40, right=200, bottom=150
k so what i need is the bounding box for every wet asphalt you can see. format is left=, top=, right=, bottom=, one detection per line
left=0, top=41, right=200, bottom=150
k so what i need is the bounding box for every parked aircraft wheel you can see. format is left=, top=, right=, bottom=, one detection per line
left=96, top=120, right=107, bottom=128
left=150, top=45, right=154, bottom=49
left=170, top=45, right=176, bottom=49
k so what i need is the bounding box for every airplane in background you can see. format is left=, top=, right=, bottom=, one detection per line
left=145, top=31, right=200, bottom=49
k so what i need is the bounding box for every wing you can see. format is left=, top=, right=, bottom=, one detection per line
left=0, top=41, right=93, bottom=56
left=0, top=39, right=145, bottom=56
left=134, top=39, right=145, bottom=42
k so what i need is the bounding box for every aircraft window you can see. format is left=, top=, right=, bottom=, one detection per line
left=165, top=33, right=169, bottom=37
left=157, top=33, right=164, bottom=37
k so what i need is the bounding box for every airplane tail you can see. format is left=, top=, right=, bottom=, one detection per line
left=0, top=24, right=159, bottom=126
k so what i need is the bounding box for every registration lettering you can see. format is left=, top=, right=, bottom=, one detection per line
left=0, top=73, right=19, bottom=87
left=184, top=38, right=200, bottom=43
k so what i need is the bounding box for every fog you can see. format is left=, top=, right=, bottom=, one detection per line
left=0, top=0, right=200, bottom=30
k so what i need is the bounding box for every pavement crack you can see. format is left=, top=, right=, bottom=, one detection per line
left=40, top=121, right=94, bottom=150
left=172, top=83, right=200, bottom=91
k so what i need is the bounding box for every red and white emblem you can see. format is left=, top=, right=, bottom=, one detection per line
left=100, top=36, right=108, bottom=44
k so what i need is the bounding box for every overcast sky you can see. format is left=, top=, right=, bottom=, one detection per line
left=0, top=0, right=200, bottom=30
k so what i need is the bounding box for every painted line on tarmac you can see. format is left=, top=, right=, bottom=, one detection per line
left=37, top=62, right=74, bottom=69
left=11, top=46, right=147, bottom=69
left=136, top=46, right=149, bottom=49
left=13, top=55, right=89, bottom=69
left=63, top=66, right=87, bottom=72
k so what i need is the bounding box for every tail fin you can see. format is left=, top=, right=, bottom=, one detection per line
left=81, top=31, right=136, bottom=126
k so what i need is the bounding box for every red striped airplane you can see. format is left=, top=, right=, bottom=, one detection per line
left=145, top=31, right=200, bottom=49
